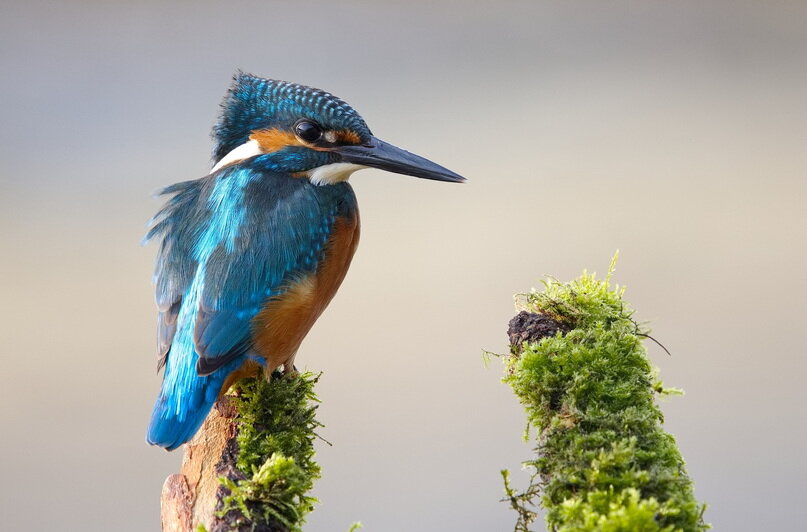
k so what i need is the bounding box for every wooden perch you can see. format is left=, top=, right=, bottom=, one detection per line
left=159, top=374, right=322, bottom=532
left=160, top=399, right=236, bottom=532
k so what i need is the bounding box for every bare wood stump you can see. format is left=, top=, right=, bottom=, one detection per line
left=160, top=399, right=239, bottom=532
left=158, top=373, right=319, bottom=532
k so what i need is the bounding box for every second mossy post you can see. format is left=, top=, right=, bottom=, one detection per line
left=501, top=262, right=709, bottom=531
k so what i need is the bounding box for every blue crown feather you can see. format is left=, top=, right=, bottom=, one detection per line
left=212, top=71, right=372, bottom=162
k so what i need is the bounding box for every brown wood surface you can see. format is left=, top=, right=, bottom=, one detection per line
left=159, top=399, right=237, bottom=532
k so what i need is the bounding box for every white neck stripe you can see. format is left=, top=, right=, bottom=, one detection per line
left=210, top=139, right=263, bottom=174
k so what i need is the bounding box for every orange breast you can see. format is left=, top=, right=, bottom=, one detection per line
left=251, top=213, right=360, bottom=371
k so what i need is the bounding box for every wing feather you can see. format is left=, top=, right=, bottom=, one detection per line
left=191, top=176, right=337, bottom=373
left=147, top=179, right=204, bottom=369
left=149, top=167, right=354, bottom=376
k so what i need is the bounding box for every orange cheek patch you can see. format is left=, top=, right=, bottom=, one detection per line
left=336, top=130, right=362, bottom=145
left=250, top=128, right=303, bottom=153
left=250, top=127, right=362, bottom=154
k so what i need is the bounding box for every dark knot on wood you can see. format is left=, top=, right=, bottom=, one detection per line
left=507, top=311, right=567, bottom=353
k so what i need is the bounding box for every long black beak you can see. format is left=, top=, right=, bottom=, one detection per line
left=335, top=137, right=466, bottom=183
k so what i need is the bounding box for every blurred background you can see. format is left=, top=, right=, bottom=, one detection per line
left=2, top=1, right=805, bottom=530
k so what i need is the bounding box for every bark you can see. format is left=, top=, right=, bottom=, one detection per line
left=159, top=373, right=318, bottom=532
left=159, top=399, right=250, bottom=532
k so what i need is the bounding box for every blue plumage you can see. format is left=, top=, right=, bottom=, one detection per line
left=213, top=72, right=371, bottom=162
left=147, top=165, right=355, bottom=449
left=147, top=72, right=464, bottom=450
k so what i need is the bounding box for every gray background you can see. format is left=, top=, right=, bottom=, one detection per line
left=2, top=1, right=805, bottom=530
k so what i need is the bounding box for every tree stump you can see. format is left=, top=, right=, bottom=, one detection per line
left=160, top=399, right=240, bottom=532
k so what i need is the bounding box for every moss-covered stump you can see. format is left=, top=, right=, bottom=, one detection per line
left=502, top=267, right=708, bottom=532
left=160, top=372, right=322, bottom=532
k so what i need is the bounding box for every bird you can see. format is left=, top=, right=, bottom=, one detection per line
left=146, top=72, right=465, bottom=450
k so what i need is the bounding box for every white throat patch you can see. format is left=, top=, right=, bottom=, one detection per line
left=307, top=162, right=367, bottom=186
left=210, top=139, right=263, bottom=174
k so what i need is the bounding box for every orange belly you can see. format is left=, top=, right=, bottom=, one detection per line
left=250, top=213, right=360, bottom=371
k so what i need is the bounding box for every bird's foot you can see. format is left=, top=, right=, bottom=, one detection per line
left=268, top=365, right=299, bottom=381
left=282, top=363, right=299, bottom=377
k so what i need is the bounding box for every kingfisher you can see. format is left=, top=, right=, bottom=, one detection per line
left=146, top=72, right=464, bottom=450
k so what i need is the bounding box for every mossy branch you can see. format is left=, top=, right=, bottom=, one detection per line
left=160, top=372, right=322, bottom=532
left=501, top=264, right=709, bottom=531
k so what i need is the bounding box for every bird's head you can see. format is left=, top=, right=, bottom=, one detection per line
left=210, top=72, right=465, bottom=184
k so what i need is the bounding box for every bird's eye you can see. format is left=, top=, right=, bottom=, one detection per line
left=295, top=120, right=323, bottom=143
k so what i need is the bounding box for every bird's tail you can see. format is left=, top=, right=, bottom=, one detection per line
left=146, top=358, right=240, bottom=451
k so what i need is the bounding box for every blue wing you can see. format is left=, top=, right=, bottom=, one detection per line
left=149, top=165, right=345, bottom=376
left=146, top=179, right=204, bottom=370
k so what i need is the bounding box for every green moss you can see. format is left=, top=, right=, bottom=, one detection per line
left=218, top=372, right=322, bottom=531
left=503, top=263, right=708, bottom=531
